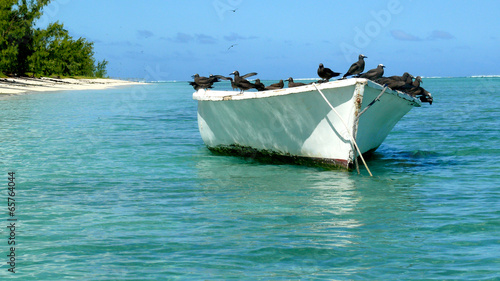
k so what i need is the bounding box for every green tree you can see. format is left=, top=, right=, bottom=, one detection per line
left=30, top=20, right=64, bottom=75
left=0, top=0, right=51, bottom=75
left=30, top=22, right=97, bottom=76
left=1, top=0, right=108, bottom=78
left=94, top=59, right=108, bottom=78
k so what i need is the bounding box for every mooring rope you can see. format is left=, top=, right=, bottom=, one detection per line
left=312, top=83, right=373, bottom=177
left=356, top=86, right=387, bottom=119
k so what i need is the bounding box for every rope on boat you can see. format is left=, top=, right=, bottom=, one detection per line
left=312, top=83, right=373, bottom=177
left=356, top=86, right=388, bottom=119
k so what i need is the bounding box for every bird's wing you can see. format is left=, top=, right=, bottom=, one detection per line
left=241, top=72, right=258, bottom=79
left=214, top=75, right=231, bottom=81
left=326, top=68, right=341, bottom=76
left=346, top=62, right=359, bottom=75
left=196, top=76, right=210, bottom=83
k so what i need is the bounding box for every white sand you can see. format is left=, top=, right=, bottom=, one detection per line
left=0, top=77, right=145, bottom=95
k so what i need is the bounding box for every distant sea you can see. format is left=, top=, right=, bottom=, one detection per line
left=0, top=77, right=499, bottom=280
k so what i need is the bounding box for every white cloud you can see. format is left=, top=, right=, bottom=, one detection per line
left=136, top=30, right=154, bottom=39
left=390, top=30, right=422, bottom=41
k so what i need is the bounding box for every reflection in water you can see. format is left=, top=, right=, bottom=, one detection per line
left=194, top=155, right=362, bottom=251
left=189, top=152, right=422, bottom=277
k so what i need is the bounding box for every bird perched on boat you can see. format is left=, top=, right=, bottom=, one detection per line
left=342, top=54, right=367, bottom=79
left=189, top=81, right=208, bottom=91
left=229, top=71, right=258, bottom=92
left=376, top=72, right=413, bottom=91
left=396, top=74, right=420, bottom=93
left=265, top=80, right=284, bottom=90
left=224, top=77, right=238, bottom=90
left=376, top=73, right=431, bottom=104
left=317, top=63, right=341, bottom=82
left=189, top=74, right=229, bottom=90
left=229, top=71, right=257, bottom=84
left=406, top=85, right=425, bottom=97
left=230, top=77, right=256, bottom=92
left=254, top=79, right=266, bottom=91
left=285, top=77, right=307, bottom=88
left=406, top=85, right=433, bottom=104
left=419, top=89, right=433, bottom=105
left=360, top=64, right=385, bottom=81
left=412, top=76, right=422, bottom=88
left=377, top=72, right=412, bottom=83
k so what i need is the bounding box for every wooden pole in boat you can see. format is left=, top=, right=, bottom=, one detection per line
left=312, top=83, right=373, bottom=177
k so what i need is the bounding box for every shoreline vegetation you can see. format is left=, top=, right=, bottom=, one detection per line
left=0, top=1, right=145, bottom=95
left=0, top=76, right=145, bottom=95
left=1, top=1, right=109, bottom=81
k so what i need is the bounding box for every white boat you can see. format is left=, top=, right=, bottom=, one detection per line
left=193, top=78, right=421, bottom=170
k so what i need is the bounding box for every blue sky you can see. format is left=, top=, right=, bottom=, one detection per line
left=38, top=0, right=499, bottom=81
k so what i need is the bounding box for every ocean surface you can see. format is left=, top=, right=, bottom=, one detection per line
left=0, top=77, right=499, bottom=280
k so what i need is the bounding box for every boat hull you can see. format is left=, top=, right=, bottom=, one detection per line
left=194, top=79, right=420, bottom=169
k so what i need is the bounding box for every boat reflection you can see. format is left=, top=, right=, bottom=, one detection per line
left=193, top=155, right=363, bottom=248
left=188, top=153, right=421, bottom=276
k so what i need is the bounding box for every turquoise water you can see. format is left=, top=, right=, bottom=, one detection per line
left=0, top=77, right=499, bottom=280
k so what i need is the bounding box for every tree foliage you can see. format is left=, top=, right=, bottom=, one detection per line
left=0, top=0, right=107, bottom=77
left=30, top=21, right=96, bottom=77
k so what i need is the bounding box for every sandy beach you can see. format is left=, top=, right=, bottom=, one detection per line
left=0, top=77, right=145, bottom=95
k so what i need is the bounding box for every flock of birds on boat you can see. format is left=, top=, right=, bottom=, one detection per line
left=190, top=54, right=433, bottom=104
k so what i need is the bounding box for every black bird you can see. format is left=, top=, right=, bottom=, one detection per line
left=412, top=76, right=422, bottom=88
left=360, top=64, right=385, bottom=81
left=189, top=74, right=228, bottom=90
left=420, top=95, right=432, bottom=104
left=397, top=74, right=420, bottom=92
left=396, top=72, right=414, bottom=90
left=317, top=63, right=341, bottom=82
left=230, top=71, right=257, bottom=83
left=225, top=77, right=256, bottom=92
left=376, top=72, right=413, bottom=91
left=223, top=77, right=236, bottom=90
left=229, top=71, right=258, bottom=92
left=343, top=54, right=367, bottom=78
left=375, top=78, right=404, bottom=90
left=189, top=74, right=209, bottom=90
left=407, top=86, right=433, bottom=104
left=406, top=86, right=424, bottom=97
left=285, top=77, right=307, bottom=88
left=386, top=74, right=420, bottom=95
left=265, top=80, right=284, bottom=90
left=254, top=79, right=266, bottom=91
left=377, top=72, right=412, bottom=83
left=420, top=89, right=433, bottom=105
left=189, top=82, right=208, bottom=91
left=375, top=73, right=431, bottom=104
left=393, top=72, right=413, bottom=82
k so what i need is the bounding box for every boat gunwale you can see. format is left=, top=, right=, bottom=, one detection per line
left=192, top=78, right=421, bottom=107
